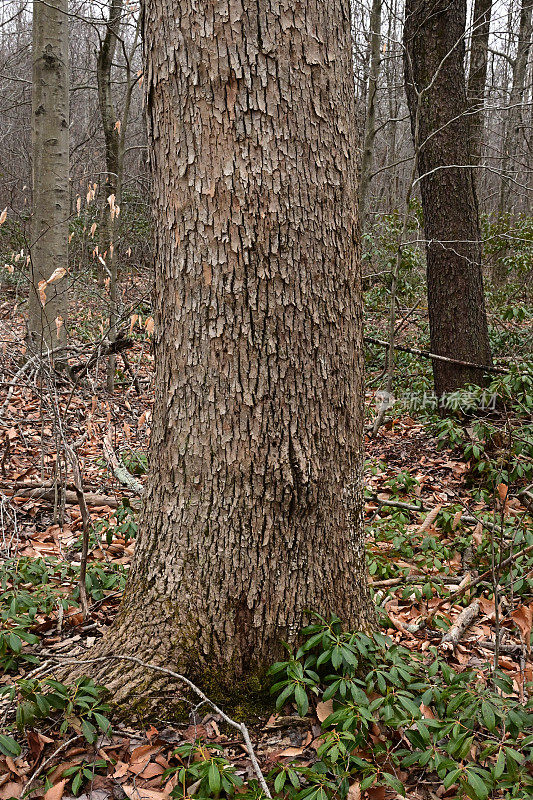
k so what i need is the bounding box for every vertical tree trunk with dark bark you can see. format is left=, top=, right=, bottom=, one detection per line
left=359, top=0, right=382, bottom=226
left=404, top=0, right=493, bottom=397
left=27, top=0, right=69, bottom=352
left=498, top=0, right=532, bottom=217
left=467, top=0, right=492, bottom=168
left=82, top=0, right=374, bottom=714
left=97, top=0, right=123, bottom=391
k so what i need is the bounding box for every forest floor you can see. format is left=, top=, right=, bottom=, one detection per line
left=0, top=283, right=532, bottom=800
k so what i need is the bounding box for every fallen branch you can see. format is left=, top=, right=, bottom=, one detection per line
left=427, top=543, right=533, bottom=624
left=13, top=486, right=130, bottom=508
left=43, top=653, right=272, bottom=798
left=367, top=493, right=502, bottom=532
left=364, top=336, right=509, bottom=374
left=103, top=431, right=144, bottom=495
left=440, top=600, right=480, bottom=649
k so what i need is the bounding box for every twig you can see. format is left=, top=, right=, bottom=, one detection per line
left=23, top=735, right=83, bottom=797
left=364, top=336, right=509, bottom=374
left=64, top=441, right=91, bottom=618
left=45, top=654, right=272, bottom=798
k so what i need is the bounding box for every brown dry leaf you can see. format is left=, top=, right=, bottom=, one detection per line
left=418, top=504, right=442, bottom=534
left=38, top=280, right=47, bottom=306
left=478, top=597, right=496, bottom=619
left=451, top=509, right=463, bottom=530
left=348, top=782, right=361, bottom=800
left=277, top=746, right=305, bottom=758
left=366, top=786, right=387, bottom=800
left=420, top=703, right=435, bottom=719
left=44, top=778, right=67, bottom=800
left=123, top=786, right=168, bottom=800
left=0, top=781, right=22, bottom=800
left=145, top=317, right=155, bottom=335
left=112, top=761, right=129, bottom=778
left=497, top=483, right=508, bottom=504
left=140, top=762, right=165, bottom=780
left=512, top=604, right=533, bottom=651
left=46, top=267, right=67, bottom=285
left=472, top=523, right=483, bottom=547
left=316, top=699, right=333, bottom=722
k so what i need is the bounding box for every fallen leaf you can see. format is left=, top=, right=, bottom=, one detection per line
left=316, top=699, right=333, bottom=722
left=347, top=782, right=361, bottom=800
left=277, top=746, right=304, bottom=758
left=0, top=781, right=23, bottom=800
left=512, top=604, right=533, bottom=651
left=44, top=778, right=67, bottom=800
left=123, top=786, right=167, bottom=800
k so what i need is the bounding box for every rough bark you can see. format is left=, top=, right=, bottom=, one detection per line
left=467, top=0, right=492, bottom=167
left=27, top=0, right=69, bottom=353
left=404, top=0, right=493, bottom=397
left=68, top=0, right=375, bottom=716
left=359, top=0, right=382, bottom=226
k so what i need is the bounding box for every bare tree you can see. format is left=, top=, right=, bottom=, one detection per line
left=27, top=0, right=70, bottom=353
left=499, top=0, right=532, bottom=217
left=359, top=0, right=383, bottom=226
left=468, top=0, right=493, bottom=167
left=404, top=0, right=494, bottom=396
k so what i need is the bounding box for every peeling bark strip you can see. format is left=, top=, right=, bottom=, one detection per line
left=84, top=0, right=375, bottom=709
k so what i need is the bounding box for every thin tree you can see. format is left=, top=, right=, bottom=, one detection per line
left=498, top=0, right=532, bottom=218
left=27, top=0, right=69, bottom=353
left=404, top=0, right=493, bottom=397
left=96, top=0, right=141, bottom=390
left=359, top=0, right=383, bottom=226
left=467, top=0, right=492, bottom=168
left=69, top=0, right=375, bottom=712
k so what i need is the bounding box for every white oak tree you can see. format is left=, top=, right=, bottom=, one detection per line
left=79, top=0, right=375, bottom=712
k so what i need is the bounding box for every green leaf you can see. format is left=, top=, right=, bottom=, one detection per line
left=274, top=771, right=287, bottom=793
left=0, top=734, right=21, bottom=757
left=494, top=749, right=505, bottom=779
left=481, top=701, right=495, bottom=732
left=294, top=684, right=309, bottom=716
left=465, top=769, right=489, bottom=800
left=275, top=682, right=295, bottom=710
left=93, top=712, right=112, bottom=735
left=81, top=719, right=96, bottom=744
left=208, top=761, right=220, bottom=793
left=8, top=633, right=21, bottom=654
left=72, top=770, right=82, bottom=795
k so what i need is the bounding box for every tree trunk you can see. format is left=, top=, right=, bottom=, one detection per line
left=467, top=0, right=492, bottom=168
left=498, top=0, right=532, bottom=218
left=359, top=0, right=382, bottom=227
left=404, top=0, right=493, bottom=397
left=74, top=0, right=374, bottom=715
left=97, top=0, right=123, bottom=391
left=27, top=0, right=69, bottom=353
